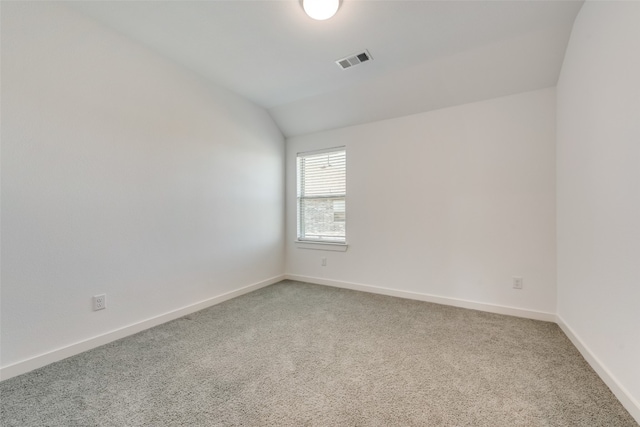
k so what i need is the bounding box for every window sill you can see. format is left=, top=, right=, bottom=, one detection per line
left=295, top=241, right=348, bottom=252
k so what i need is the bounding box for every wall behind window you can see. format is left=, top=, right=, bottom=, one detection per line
left=286, top=88, right=556, bottom=314
left=1, top=2, right=284, bottom=368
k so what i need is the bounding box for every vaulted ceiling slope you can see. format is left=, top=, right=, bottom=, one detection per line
left=70, top=0, right=583, bottom=137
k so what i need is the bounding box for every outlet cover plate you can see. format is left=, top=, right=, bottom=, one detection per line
left=513, top=277, right=523, bottom=289
left=93, top=294, right=106, bottom=311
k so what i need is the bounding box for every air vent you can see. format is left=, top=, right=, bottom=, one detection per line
left=336, top=50, right=373, bottom=70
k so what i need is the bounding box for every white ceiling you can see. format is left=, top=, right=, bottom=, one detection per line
left=70, top=0, right=583, bottom=137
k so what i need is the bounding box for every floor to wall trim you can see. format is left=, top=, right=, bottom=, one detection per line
left=0, top=274, right=285, bottom=382
left=556, top=316, right=640, bottom=424
left=284, top=274, right=556, bottom=322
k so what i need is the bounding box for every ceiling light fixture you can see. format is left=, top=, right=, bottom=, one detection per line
left=302, top=0, right=340, bottom=21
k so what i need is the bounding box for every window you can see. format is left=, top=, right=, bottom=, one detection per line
left=297, top=148, right=346, bottom=243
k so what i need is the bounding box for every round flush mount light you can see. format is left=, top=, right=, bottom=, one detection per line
left=302, top=0, right=340, bottom=21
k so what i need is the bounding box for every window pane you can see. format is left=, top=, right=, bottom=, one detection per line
left=297, top=148, right=346, bottom=242
left=300, top=198, right=346, bottom=242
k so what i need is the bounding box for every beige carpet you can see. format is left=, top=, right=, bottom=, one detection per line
left=0, top=280, right=637, bottom=426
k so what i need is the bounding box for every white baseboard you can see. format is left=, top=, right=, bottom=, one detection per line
left=556, top=316, right=640, bottom=424
left=0, top=275, right=285, bottom=382
left=284, top=274, right=556, bottom=322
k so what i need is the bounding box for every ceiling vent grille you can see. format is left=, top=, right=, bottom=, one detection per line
left=336, top=50, right=372, bottom=70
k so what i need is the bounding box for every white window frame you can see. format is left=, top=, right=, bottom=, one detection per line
left=296, top=147, right=347, bottom=247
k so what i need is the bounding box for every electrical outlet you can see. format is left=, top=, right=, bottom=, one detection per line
left=513, top=277, right=523, bottom=290
left=93, top=294, right=106, bottom=311
left=321, top=257, right=327, bottom=267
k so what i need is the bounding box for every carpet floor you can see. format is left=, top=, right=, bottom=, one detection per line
left=0, top=280, right=637, bottom=426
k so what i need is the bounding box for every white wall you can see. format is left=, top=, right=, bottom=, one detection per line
left=286, top=88, right=557, bottom=316
left=556, top=1, right=640, bottom=419
left=1, top=2, right=284, bottom=372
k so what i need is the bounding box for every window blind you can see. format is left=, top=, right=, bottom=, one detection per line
left=297, top=148, right=346, bottom=243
